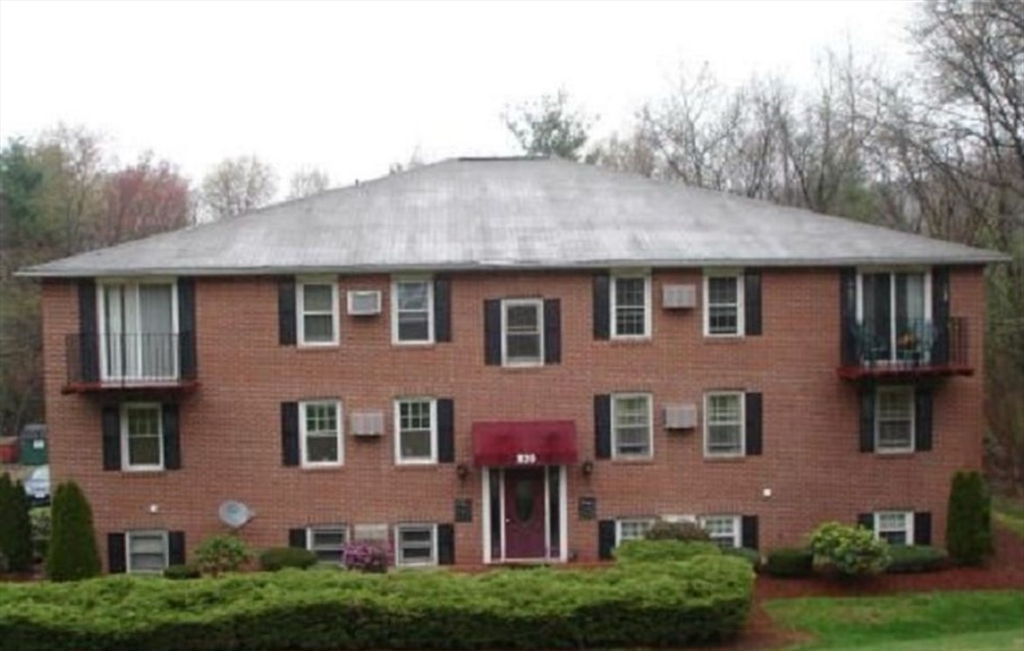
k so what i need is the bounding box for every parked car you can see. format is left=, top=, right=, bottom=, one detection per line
left=23, top=465, right=50, bottom=506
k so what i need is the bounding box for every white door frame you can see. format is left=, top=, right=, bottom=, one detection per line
left=481, top=465, right=567, bottom=563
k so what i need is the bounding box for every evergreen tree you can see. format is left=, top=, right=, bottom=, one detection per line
left=946, top=470, right=993, bottom=566
left=46, top=481, right=101, bottom=581
left=0, top=474, right=33, bottom=572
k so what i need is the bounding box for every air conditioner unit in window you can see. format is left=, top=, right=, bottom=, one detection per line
left=662, top=284, right=697, bottom=309
left=663, top=404, right=698, bottom=430
left=351, top=410, right=384, bottom=437
left=347, top=290, right=382, bottom=316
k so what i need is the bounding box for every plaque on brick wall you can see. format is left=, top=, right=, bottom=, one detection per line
left=578, top=496, right=597, bottom=520
left=454, top=498, right=473, bottom=523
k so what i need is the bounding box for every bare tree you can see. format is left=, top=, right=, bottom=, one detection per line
left=288, top=166, right=330, bottom=199
left=200, top=155, right=277, bottom=220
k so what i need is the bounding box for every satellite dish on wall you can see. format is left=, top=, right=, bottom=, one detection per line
left=218, top=500, right=254, bottom=529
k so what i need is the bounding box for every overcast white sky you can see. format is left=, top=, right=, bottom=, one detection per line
left=0, top=0, right=916, bottom=193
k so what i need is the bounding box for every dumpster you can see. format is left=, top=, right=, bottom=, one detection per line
left=18, top=424, right=47, bottom=466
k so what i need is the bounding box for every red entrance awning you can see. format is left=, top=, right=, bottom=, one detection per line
left=471, top=420, right=578, bottom=467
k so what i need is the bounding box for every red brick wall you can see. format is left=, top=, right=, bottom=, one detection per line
left=40, top=265, right=987, bottom=568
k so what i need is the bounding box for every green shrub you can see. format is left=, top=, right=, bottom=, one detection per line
left=194, top=534, right=250, bottom=577
left=163, top=563, right=201, bottom=580
left=46, top=481, right=101, bottom=582
left=258, top=547, right=317, bottom=572
left=0, top=474, right=33, bottom=572
left=0, top=556, right=754, bottom=651
left=946, top=470, right=993, bottom=566
left=614, top=538, right=722, bottom=564
left=885, top=545, right=950, bottom=573
left=809, top=521, right=889, bottom=578
left=763, top=547, right=815, bottom=578
left=723, top=546, right=761, bottom=567
left=644, top=519, right=713, bottom=542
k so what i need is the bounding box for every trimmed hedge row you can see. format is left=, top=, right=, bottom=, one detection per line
left=0, top=556, right=754, bottom=651
left=885, top=545, right=949, bottom=574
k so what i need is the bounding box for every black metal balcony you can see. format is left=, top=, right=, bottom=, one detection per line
left=837, top=317, right=971, bottom=380
left=65, top=333, right=197, bottom=393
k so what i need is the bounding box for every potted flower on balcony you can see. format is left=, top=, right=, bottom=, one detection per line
left=897, top=332, right=920, bottom=363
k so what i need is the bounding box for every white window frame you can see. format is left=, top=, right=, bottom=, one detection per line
left=120, top=402, right=164, bottom=471
left=615, top=518, right=655, bottom=544
left=391, top=277, right=434, bottom=345
left=704, top=391, right=746, bottom=458
left=611, top=393, right=654, bottom=460
left=300, top=400, right=343, bottom=467
left=700, top=515, right=741, bottom=549
left=855, top=268, right=933, bottom=362
left=610, top=273, right=651, bottom=339
left=875, top=386, right=915, bottom=454
left=394, top=398, right=438, bottom=465
left=306, top=524, right=349, bottom=564
left=97, top=278, right=180, bottom=382
left=296, top=277, right=339, bottom=347
left=501, top=298, right=545, bottom=367
left=394, top=523, right=437, bottom=567
left=703, top=271, right=745, bottom=337
left=874, top=511, right=914, bottom=546
left=125, top=529, right=169, bottom=574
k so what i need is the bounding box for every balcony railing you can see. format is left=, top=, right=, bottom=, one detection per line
left=837, top=317, right=971, bottom=380
left=65, top=333, right=197, bottom=391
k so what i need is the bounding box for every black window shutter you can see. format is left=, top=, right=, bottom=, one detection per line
left=168, top=531, right=186, bottom=565
left=598, top=520, right=617, bottom=560
left=289, top=528, right=307, bottom=549
left=859, top=388, right=875, bottom=453
left=593, top=274, right=610, bottom=340
left=914, top=512, right=932, bottom=545
left=77, top=279, right=99, bottom=383
left=177, top=277, right=197, bottom=379
left=915, top=387, right=933, bottom=452
left=594, top=394, right=611, bottom=460
left=932, top=266, right=950, bottom=365
left=744, top=270, right=762, bottom=336
left=745, top=392, right=763, bottom=456
left=434, top=277, right=451, bottom=343
left=840, top=268, right=858, bottom=366
left=102, top=406, right=121, bottom=471
left=437, top=398, right=455, bottom=463
left=741, top=515, right=759, bottom=550
left=437, top=523, right=455, bottom=565
left=857, top=513, right=874, bottom=531
left=278, top=278, right=297, bottom=346
left=108, top=533, right=126, bottom=574
left=483, top=299, right=501, bottom=365
left=162, top=403, right=181, bottom=470
left=281, top=402, right=300, bottom=467
left=544, top=298, right=561, bottom=365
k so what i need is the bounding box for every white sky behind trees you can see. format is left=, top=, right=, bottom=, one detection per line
left=0, top=0, right=915, bottom=194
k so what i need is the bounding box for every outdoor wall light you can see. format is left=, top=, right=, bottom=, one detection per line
left=581, top=459, right=594, bottom=476
left=456, top=463, right=471, bottom=481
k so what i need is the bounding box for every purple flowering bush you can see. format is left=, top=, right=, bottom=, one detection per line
left=341, top=541, right=390, bottom=573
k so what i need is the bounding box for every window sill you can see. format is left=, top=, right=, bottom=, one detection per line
left=610, top=457, right=655, bottom=464
left=119, top=469, right=168, bottom=476
left=497, top=364, right=548, bottom=372
left=296, top=344, right=340, bottom=351
left=703, top=335, right=745, bottom=342
left=392, top=341, right=437, bottom=348
left=608, top=337, right=653, bottom=345
left=394, top=462, right=440, bottom=470
left=702, top=454, right=748, bottom=462
left=300, top=464, right=345, bottom=471
left=875, top=450, right=917, bottom=458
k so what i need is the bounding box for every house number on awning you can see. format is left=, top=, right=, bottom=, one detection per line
left=516, top=453, right=537, bottom=465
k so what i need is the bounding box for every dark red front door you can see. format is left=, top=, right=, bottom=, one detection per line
left=503, top=468, right=546, bottom=559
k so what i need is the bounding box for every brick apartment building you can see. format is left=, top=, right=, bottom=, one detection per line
left=23, top=157, right=1003, bottom=573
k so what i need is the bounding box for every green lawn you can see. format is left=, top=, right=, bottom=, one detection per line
left=994, top=494, right=1024, bottom=539
left=765, top=590, right=1024, bottom=651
